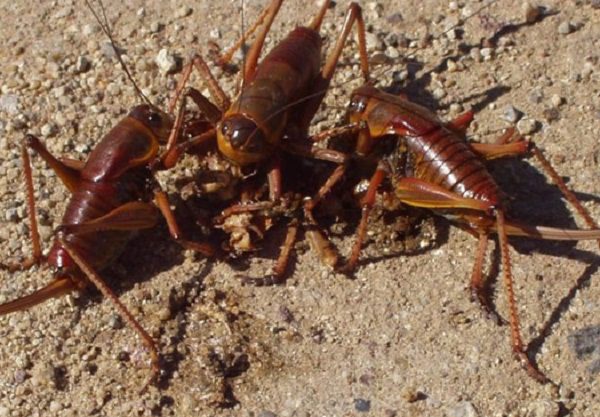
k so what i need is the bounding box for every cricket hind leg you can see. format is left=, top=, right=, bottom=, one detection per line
left=59, top=237, right=160, bottom=393
left=496, top=209, right=550, bottom=383
left=1, top=135, right=82, bottom=271
left=468, top=231, right=506, bottom=325
left=392, top=177, right=550, bottom=382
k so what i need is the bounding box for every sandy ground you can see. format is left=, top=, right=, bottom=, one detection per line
left=0, top=0, right=599, bottom=416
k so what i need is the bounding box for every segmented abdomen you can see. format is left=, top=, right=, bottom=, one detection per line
left=405, top=126, right=501, bottom=205
left=47, top=178, right=147, bottom=272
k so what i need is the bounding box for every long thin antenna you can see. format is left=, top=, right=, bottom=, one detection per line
left=85, top=0, right=155, bottom=108
left=240, top=0, right=247, bottom=94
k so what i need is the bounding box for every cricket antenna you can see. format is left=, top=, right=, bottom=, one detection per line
left=240, top=0, right=247, bottom=96
left=85, top=0, right=156, bottom=108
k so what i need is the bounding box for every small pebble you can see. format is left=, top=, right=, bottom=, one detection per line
left=529, top=89, right=543, bottom=103
left=581, top=62, right=594, bottom=79
left=106, top=83, right=121, bottom=95
left=158, top=306, right=172, bottom=322
left=449, top=103, right=463, bottom=114
left=108, top=314, right=123, bottom=330
left=210, top=28, right=221, bottom=39
left=516, top=118, right=538, bottom=135
left=0, top=406, right=9, bottom=417
left=432, top=88, right=446, bottom=100
left=392, top=70, right=408, bottom=83
left=480, top=48, right=493, bottom=60
left=156, top=49, right=178, bottom=74
left=469, top=47, right=481, bottom=62
left=543, top=107, right=560, bottom=122
left=523, top=2, right=541, bottom=23
left=354, top=398, right=371, bottom=412
left=14, top=369, right=27, bottom=384
left=49, top=401, right=63, bottom=413
left=74, top=56, right=91, bottom=74
left=149, top=21, right=162, bottom=33
left=137, top=7, right=145, bottom=17
left=447, top=401, right=479, bottom=417
left=446, top=28, right=458, bottom=41
left=365, top=32, right=383, bottom=51
left=81, top=24, right=99, bottom=36
left=525, top=399, right=560, bottom=417
left=174, top=6, right=193, bottom=19
left=41, top=123, right=58, bottom=137
left=5, top=208, right=18, bottom=222
left=557, top=21, right=573, bottom=35
left=258, top=412, right=277, bottom=417
left=446, top=59, right=458, bottom=72
left=385, top=46, right=400, bottom=59
left=384, top=32, right=398, bottom=47
left=0, top=94, right=19, bottom=115
left=550, top=94, right=563, bottom=107
left=387, top=13, right=403, bottom=24
left=502, top=105, right=522, bottom=123
left=54, top=7, right=72, bottom=19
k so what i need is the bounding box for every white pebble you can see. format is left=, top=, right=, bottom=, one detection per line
left=0, top=94, right=19, bottom=115
left=385, top=46, right=400, bottom=59
left=156, top=49, right=178, bottom=74
left=174, top=6, right=193, bottom=19
left=365, top=32, right=383, bottom=51
left=480, top=48, right=493, bottom=59
left=74, top=56, right=91, bottom=74
left=449, top=103, right=463, bottom=114
left=557, top=21, right=573, bottom=35
left=517, top=118, right=538, bottom=135
left=82, top=24, right=99, bottom=36
left=49, top=401, right=63, bottom=413
left=502, top=105, right=522, bottom=123
left=447, top=401, right=479, bottom=417
left=525, top=399, right=560, bottom=417
left=433, top=88, right=446, bottom=100
left=550, top=94, right=563, bottom=107
left=149, top=21, right=162, bottom=33
left=447, top=59, right=458, bottom=72
left=41, top=123, right=57, bottom=137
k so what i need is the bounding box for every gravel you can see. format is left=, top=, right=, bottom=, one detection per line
left=0, top=1, right=599, bottom=416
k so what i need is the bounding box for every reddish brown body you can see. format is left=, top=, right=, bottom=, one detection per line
left=0, top=104, right=214, bottom=390
left=163, top=0, right=368, bottom=284
left=329, top=83, right=600, bottom=384
left=48, top=111, right=162, bottom=273
left=217, top=25, right=324, bottom=165
left=354, top=85, right=501, bottom=207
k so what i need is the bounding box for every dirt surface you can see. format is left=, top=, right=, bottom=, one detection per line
left=0, top=0, right=599, bottom=416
